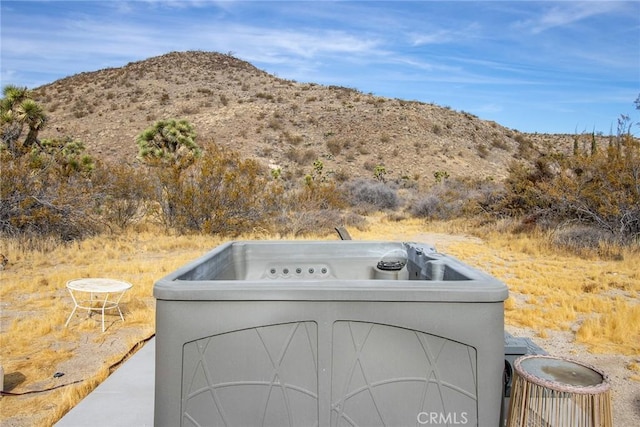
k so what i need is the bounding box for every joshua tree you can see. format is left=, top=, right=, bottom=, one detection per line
left=1, top=85, right=47, bottom=155
left=374, top=165, right=387, bottom=182
left=135, top=119, right=201, bottom=229
left=0, top=85, right=30, bottom=114
left=136, top=119, right=201, bottom=169
left=16, top=99, right=47, bottom=150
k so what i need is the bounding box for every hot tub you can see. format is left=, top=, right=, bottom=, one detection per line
left=154, top=240, right=508, bottom=426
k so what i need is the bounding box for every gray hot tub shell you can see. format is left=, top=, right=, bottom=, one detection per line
left=154, top=240, right=508, bottom=427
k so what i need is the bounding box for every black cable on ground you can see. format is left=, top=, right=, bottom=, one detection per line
left=1, top=333, right=156, bottom=397
left=0, top=379, right=84, bottom=396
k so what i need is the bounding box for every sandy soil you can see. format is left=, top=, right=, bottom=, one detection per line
left=0, top=306, right=154, bottom=427
left=7, top=322, right=636, bottom=426
left=2, top=231, right=638, bottom=426
left=505, top=325, right=640, bottom=426
left=424, top=232, right=640, bottom=427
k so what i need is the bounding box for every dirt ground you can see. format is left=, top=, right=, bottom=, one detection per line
left=6, top=321, right=636, bottom=426
left=505, top=325, right=639, bottom=426
left=426, top=232, right=640, bottom=427
left=0, top=317, right=154, bottom=427
left=2, top=231, right=638, bottom=426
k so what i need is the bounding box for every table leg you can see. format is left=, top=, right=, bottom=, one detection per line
left=65, top=289, right=79, bottom=328
left=100, top=293, right=110, bottom=332
left=114, top=291, right=127, bottom=322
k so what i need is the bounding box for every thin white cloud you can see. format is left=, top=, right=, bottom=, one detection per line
left=409, top=29, right=456, bottom=46
left=513, top=1, right=624, bottom=34
left=409, top=21, right=484, bottom=46
left=1, top=4, right=386, bottom=87
left=231, top=27, right=382, bottom=59
left=1, top=0, right=637, bottom=134
left=137, top=0, right=217, bottom=9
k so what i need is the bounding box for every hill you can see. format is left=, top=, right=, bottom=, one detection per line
left=31, top=50, right=580, bottom=186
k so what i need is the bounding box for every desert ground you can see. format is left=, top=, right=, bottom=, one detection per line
left=1, top=218, right=639, bottom=426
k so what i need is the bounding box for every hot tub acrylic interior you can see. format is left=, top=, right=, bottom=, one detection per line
left=178, top=240, right=458, bottom=281
left=154, top=241, right=509, bottom=427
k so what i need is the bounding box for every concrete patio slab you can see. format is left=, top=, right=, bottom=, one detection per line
left=55, top=338, right=155, bottom=426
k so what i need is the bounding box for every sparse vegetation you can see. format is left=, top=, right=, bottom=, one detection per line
left=164, top=143, right=281, bottom=235
left=326, top=137, right=344, bottom=155
left=497, top=124, right=640, bottom=245
left=2, top=58, right=639, bottom=252
left=0, top=135, right=101, bottom=241
left=1, top=54, right=639, bottom=425
left=1, top=217, right=638, bottom=425
left=435, top=220, right=640, bottom=356
left=412, top=177, right=501, bottom=221
left=344, top=178, right=399, bottom=211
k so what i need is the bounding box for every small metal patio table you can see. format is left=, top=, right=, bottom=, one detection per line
left=65, top=278, right=132, bottom=332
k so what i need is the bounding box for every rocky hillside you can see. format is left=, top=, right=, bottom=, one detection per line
left=31, top=50, right=578, bottom=187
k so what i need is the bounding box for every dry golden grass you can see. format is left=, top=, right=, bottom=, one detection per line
left=1, top=218, right=639, bottom=425
left=353, top=215, right=640, bottom=356
left=629, top=361, right=640, bottom=382
left=0, top=230, right=229, bottom=425
left=431, top=221, right=640, bottom=356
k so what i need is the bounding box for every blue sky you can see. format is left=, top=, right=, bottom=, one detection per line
left=1, top=0, right=639, bottom=134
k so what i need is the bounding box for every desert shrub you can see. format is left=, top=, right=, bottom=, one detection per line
left=292, top=180, right=346, bottom=211
left=412, top=193, right=462, bottom=220
left=476, top=143, right=489, bottom=158
left=344, top=178, right=399, bottom=211
left=497, top=157, right=558, bottom=218
left=162, top=143, right=282, bottom=235
left=411, top=178, right=503, bottom=221
left=273, top=205, right=366, bottom=237
left=491, top=137, right=510, bottom=151
left=332, top=169, right=351, bottom=183
left=285, top=147, right=317, bottom=165
left=256, top=92, right=274, bottom=101
left=551, top=225, right=623, bottom=259
left=363, top=160, right=377, bottom=171
left=180, top=105, right=199, bottom=115
left=514, top=134, right=537, bottom=159
left=274, top=209, right=344, bottom=237
left=91, top=162, right=152, bottom=230
left=267, top=117, right=282, bottom=130
left=280, top=159, right=347, bottom=214
left=500, top=138, right=640, bottom=243
left=254, top=180, right=351, bottom=236
left=0, top=151, right=101, bottom=241
left=341, top=211, right=369, bottom=231
left=412, top=186, right=463, bottom=220
left=356, top=142, right=370, bottom=155
left=552, top=145, right=640, bottom=241
left=471, top=179, right=506, bottom=215
left=283, top=131, right=304, bottom=145
left=326, top=138, right=344, bottom=156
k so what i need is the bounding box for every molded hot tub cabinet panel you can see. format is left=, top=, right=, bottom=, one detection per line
left=153, top=241, right=508, bottom=427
